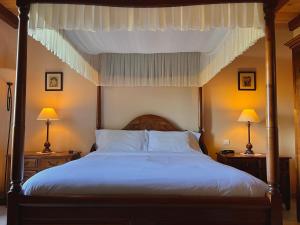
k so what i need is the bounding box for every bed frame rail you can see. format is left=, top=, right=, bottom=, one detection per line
left=12, top=194, right=271, bottom=225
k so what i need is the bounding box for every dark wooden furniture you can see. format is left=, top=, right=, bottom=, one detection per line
left=288, top=14, right=300, bottom=31
left=286, top=32, right=300, bottom=221
left=7, top=0, right=282, bottom=225
left=23, top=151, right=81, bottom=182
left=8, top=115, right=277, bottom=225
left=17, top=0, right=279, bottom=7
left=6, top=151, right=81, bottom=191
left=216, top=153, right=291, bottom=210
left=0, top=3, right=18, bottom=29
left=9, top=115, right=272, bottom=225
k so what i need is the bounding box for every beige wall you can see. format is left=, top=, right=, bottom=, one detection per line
left=0, top=20, right=97, bottom=154
left=0, top=80, right=11, bottom=192
left=0, top=20, right=98, bottom=192
left=203, top=24, right=295, bottom=191
left=102, top=87, right=198, bottom=130
left=204, top=24, right=294, bottom=155
left=0, top=20, right=296, bottom=193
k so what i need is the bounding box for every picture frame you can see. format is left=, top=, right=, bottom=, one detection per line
left=45, top=72, right=63, bottom=91
left=238, top=71, right=256, bottom=91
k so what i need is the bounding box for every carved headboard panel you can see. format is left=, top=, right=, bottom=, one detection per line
left=123, top=114, right=181, bottom=131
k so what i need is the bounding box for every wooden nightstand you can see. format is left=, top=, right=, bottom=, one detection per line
left=22, top=151, right=81, bottom=181
left=216, top=152, right=291, bottom=210
left=7, top=151, right=81, bottom=188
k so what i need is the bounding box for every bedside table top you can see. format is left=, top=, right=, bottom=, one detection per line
left=216, top=152, right=291, bottom=159
left=25, top=151, right=81, bottom=158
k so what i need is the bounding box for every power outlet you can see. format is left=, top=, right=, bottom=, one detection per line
left=223, top=139, right=230, bottom=146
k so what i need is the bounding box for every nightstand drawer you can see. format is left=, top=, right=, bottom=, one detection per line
left=24, top=158, right=38, bottom=169
left=228, top=159, right=260, bottom=177
left=39, top=158, right=68, bottom=169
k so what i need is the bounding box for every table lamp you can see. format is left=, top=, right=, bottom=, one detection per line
left=37, top=107, right=59, bottom=153
left=238, top=109, right=260, bottom=154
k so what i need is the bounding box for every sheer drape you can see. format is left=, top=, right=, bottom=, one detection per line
left=28, top=3, right=264, bottom=87
left=29, top=3, right=264, bottom=31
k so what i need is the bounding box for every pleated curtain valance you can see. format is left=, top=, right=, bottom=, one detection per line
left=28, top=3, right=265, bottom=87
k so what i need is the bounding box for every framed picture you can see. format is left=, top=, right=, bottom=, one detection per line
left=45, top=72, right=63, bottom=91
left=238, top=71, right=256, bottom=91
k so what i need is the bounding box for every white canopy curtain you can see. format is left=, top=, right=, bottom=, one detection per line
left=28, top=3, right=265, bottom=87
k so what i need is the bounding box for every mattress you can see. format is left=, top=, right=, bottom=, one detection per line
left=22, top=151, right=268, bottom=197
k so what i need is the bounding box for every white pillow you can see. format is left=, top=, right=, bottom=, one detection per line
left=95, top=129, right=147, bottom=152
left=191, top=131, right=201, bottom=141
left=147, top=131, right=201, bottom=153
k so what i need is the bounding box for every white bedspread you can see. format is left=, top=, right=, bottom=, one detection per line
left=22, top=151, right=268, bottom=197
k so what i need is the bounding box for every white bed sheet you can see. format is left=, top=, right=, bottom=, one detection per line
left=22, top=151, right=268, bottom=197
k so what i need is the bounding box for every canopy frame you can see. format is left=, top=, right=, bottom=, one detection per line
left=8, top=1, right=282, bottom=225
left=19, top=0, right=267, bottom=7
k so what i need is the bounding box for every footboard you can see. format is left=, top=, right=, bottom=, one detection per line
left=8, top=193, right=271, bottom=225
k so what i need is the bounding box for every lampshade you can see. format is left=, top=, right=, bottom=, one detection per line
left=37, top=108, right=59, bottom=121
left=238, top=109, right=260, bottom=123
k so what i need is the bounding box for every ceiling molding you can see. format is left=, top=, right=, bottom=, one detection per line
left=285, top=34, right=300, bottom=49
left=0, top=3, right=18, bottom=29
left=20, top=0, right=266, bottom=7
left=289, top=14, right=300, bottom=31
left=276, top=0, right=290, bottom=11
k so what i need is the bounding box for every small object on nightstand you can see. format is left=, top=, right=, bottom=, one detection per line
left=216, top=152, right=291, bottom=210
left=238, top=109, right=260, bottom=154
left=220, top=149, right=235, bottom=155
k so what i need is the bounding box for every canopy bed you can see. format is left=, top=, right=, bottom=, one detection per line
left=8, top=0, right=281, bottom=225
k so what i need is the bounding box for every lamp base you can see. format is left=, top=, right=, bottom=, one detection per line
left=244, top=143, right=254, bottom=154
left=43, top=141, right=52, bottom=153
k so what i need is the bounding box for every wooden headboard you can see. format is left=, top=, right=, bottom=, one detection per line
left=91, top=114, right=208, bottom=154
left=123, top=114, right=180, bottom=131
left=92, top=86, right=207, bottom=154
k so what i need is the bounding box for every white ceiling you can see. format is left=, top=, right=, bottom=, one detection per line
left=65, top=28, right=229, bottom=54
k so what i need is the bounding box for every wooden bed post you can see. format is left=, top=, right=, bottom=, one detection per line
left=7, top=2, right=30, bottom=225
left=264, top=2, right=282, bottom=225
left=90, top=86, right=101, bottom=152
left=198, top=87, right=203, bottom=132
left=96, top=86, right=101, bottom=129
left=198, top=87, right=208, bottom=154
